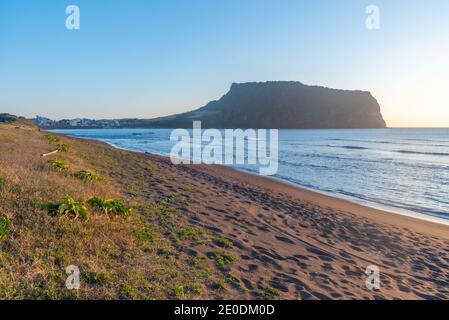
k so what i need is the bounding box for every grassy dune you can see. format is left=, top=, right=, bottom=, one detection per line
left=0, top=122, right=232, bottom=299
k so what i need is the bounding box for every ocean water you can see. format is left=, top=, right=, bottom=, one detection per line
left=51, top=128, right=449, bottom=223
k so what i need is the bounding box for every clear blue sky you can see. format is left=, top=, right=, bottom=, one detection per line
left=1, top=0, right=448, bottom=126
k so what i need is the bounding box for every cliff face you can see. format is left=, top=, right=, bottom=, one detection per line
left=142, top=81, right=387, bottom=128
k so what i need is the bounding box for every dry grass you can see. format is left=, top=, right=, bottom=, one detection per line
left=0, top=122, right=226, bottom=299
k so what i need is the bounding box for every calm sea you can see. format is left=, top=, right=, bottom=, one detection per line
left=51, top=128, right=449, bottom=224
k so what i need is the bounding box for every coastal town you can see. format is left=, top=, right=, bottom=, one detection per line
left=33, top=115, right=124, bottom=129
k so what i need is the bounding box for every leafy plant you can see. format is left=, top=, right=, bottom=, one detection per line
left=75, top=170, right=101, bottom=182
left=57, top=196, right=90, bottom=221
left=57, top=144, right=69, bottom=152
left=87, top=197, right=131, bottom=217
left=87, top=196, right=104, bottom=208
left=103, top=199, right=131, bottom=216
left=47, top=159, right=69, bottom=171
left=0, top=215, right=11, bottom=241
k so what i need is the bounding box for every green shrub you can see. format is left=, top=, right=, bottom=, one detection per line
left=213, top=236, right=232, bottom=248
left=47, top=160, right=69, bottom=171
left=57, top=196, right=90, bottom=221
left=75, top=170, right=101, bottom=182
left=212, top=251, right=236, bottom=267
left=57, top=144, right=69, bottom=152
left=87, top=196, right=104, bottom=208
left=103, top=199, right=131, bottom=216
left=0, top=215, right=11, bottom=241
left=87, top=197, right=131, bottom=217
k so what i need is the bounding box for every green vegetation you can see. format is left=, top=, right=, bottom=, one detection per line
left=189, top=256, right=206, bottom=267
left=47, top=196, right=130, bottom=221
left=213, top=236, right=232, bottom=248
left=155, top=201, right=175, bottom=220
left=101, top=198, right=131, bottom=216
left=212, top=250, right=236, bottom=267
left=55, top=196, right=90, bottom=221
left=177, top=228, right=203, bottom=242
left=176, top=284, right=202, bottom=296
left=258, top=285, right=280, bottom=300
left=87, top=196, right=131, bottom=216
left=172, top=285, right=185, bottom=298
left=45, top=135, right=60, bottom=143
left=0, top=215, right=11, bottom=241
left=212, top=278, right=226, bottom=290
left=86, top=196, right=104, bottom=208
left=47, top=159, right=69, bottom=171
left=168, top=192, right=189, bottom=206
left=84, top=270, right=110, bottom=284
left=74, top=170, right=101, bottom=182
left=225, top=272, right=243, bottom=289
left=158, top=246, right=177, bottom=257
left=57, top=144, right=69, bottom=152
left=136, top=226, right=157, bottom=243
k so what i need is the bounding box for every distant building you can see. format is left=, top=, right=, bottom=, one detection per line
left=33, top=116, right=55, bottom=127
left=32, top=115, right=122, bottom=128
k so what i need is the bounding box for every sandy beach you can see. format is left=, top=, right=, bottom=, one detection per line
left=139, top=152, right=449, bottom=299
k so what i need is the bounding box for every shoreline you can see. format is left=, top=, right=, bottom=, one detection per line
left=51, top=130, right=449, bottom=230
left=192, top=160, right=449, bottom=239
left=251, top=169, right=449, bottom=228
